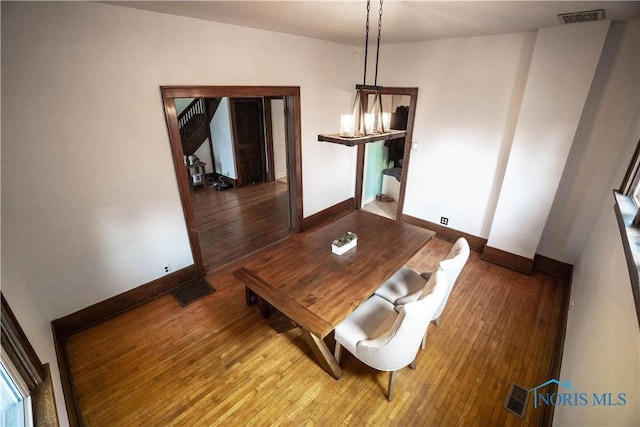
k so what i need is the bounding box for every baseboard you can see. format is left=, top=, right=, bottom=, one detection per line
left=400, top=214, right=487, bottom=252
left=51, top=325, right=81, bottom=427
left=541, top=270, right=573, bottom=426
left=481, top=246, right=534, bottom=275
left=533, top=254, right=574, bottom=281
left=51, top=264, right=198, bottom=426
left=52, top=265, right=198, bottom=339
left=301, top=198, right=355, bottom=231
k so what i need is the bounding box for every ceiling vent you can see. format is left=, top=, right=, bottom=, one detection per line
left=557, top=9, right=605, bottom=24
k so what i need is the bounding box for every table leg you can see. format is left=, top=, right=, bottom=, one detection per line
left=298, top=329, right=343, bottom=379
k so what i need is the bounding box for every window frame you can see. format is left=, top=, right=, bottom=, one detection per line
left=1, top=349, right=34, bottom=427
left=613, top=138, right=640, bottom=327
left=0, top=293, right=58, bottom=426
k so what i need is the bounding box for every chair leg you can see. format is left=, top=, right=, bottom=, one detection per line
left=421, top=332, right=427, bottom=350
left=334, top=342, right=342, bottom=364
left=434, top=316, right=442, bottom=327
left=388, top=371, right=397, bottom=402
left=410, top=359, right=417, bottom=370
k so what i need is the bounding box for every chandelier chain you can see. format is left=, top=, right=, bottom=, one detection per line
left=363, top=0, right=371, bottom=85
left=374, top=0, right=383, bottom=85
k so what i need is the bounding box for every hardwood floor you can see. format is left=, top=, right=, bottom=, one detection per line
left=191, top=180, right=292, bottom=272
left=65, top=237, right=565, bottom=426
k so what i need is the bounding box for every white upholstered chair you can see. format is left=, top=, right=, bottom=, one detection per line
left=374, top=237, right=470, bottom=326
left=333, top=270, right=447, bottom=401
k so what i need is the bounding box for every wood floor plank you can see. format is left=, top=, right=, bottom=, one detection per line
left=192, top=180, right=293, bottom=272
left=64, top=236, right=565, bottom=426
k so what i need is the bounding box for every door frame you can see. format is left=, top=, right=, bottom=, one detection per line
left=161, top=86, right=303, bottom=277
left=355, top=87, right=418, bottom=220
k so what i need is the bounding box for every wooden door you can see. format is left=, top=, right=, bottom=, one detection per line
left=230, top=97, right=266, bottom=187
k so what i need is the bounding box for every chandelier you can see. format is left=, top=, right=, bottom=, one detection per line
left=318, top=0, right=406, bottom=146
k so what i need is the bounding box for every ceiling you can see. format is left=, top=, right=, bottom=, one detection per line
left=109, top=1, right=640, bottom=46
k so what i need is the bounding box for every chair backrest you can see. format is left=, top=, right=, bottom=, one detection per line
left=356, top=270, right=448, bottom=371
left=433, top=237, right=470, bottom=320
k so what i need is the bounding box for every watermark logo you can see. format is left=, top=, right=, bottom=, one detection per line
left=530, top=379, right=627, bottom=409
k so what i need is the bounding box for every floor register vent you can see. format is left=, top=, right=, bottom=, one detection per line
left=504, top=383, right=530, bottom=418
left=173, top=279, right=215, bottom=306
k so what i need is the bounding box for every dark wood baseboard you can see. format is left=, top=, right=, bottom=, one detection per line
left=541, top=271, right=573, bottom=426
left=52, top=265, right=198, bottom=338
left=301, top=198, right=355, bottom=231
left=400, top=214, right=487, bottom=252
left=481, top=245, right=534, bottom=275
left=52, top=325, right=81, bottom=427
left=400, top=214, right=574, bottom=280
left=51, top=265, right=199, bottom=427
left=534, top=254, right=574, bottom=281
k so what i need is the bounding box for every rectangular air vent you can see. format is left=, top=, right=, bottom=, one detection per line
left=504, top=383, right=530, bottom=418
left=172, top=279, right=215, bottom=306
left=557, top=9, right=604, bottom=24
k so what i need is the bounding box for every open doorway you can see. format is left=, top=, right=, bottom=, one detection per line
left=355, top=87, right=418, bottom=221
left=361, top=94, right=410, bottom=220
left=161, top=86, right=303, bottom=277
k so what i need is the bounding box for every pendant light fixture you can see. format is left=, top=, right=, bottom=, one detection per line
left=318, top=0, right=406, bottom=147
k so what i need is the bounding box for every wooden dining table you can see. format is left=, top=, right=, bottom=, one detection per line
left=233, top=209, right=434, bottom=379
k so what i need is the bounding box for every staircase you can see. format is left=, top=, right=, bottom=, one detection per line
left=178, top=98, right=221, bottom=156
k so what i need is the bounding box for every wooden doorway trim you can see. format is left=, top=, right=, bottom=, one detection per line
left=354, top=87, right=418, bottom=220
left=161, top=86, right=303, bottom=277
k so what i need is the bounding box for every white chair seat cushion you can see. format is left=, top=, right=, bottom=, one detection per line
left=374, top=266, right=426, bottom=305
left=334, top=295, right=398, bottom=358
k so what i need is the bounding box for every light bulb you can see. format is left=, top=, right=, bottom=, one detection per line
left=364, top=113, right=375, bottom=135
left=340, top=114, right=355, bottom=137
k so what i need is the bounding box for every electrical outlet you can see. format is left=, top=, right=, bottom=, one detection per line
left=163, top=264, right=171, bottom=273
left=440, top=217, right=449, bottom=226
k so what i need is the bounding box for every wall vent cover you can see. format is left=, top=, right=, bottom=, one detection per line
left=504, top=383, right=529, bottom=418
left=172, top=279, right=215, bottom=306
left=557, top=9, right=605, bottom=24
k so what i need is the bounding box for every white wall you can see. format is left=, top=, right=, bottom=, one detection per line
left=488, top=21, right=611, bottom=259
left=2, top=0, right=360, bottom=317
left=193, top=139, right=213, bottom=175
left=271, top=99, right=287, bottom=180
left=1, top=265, right=69, bottom=427
left=379, top=32, right=536, bottom=237
left=1, top=3, right=360, bottom=423
left=552, top=21, right=640, bottom=426
left=539, top=20, right=640, bottom=264
left=210, top=98, right=236, bottom=179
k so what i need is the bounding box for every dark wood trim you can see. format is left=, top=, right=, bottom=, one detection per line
left=481, top=246, right=534, bottom=275
left=619, top=139, right=640, bottom=193
left=1, top=293, right=46, bottom=389
left=541, top=273, right=572, bottom=427
left=161, top=86, right=304, bottom=275
left=284, top=92, right=303, bottom=232
left=400, top=214, right=487, bottom=252
left=264, top=97, right=276, bottom=182
left=301, top=198, right=356, bottom=231
left=51, top=265, right=198, bottom=427
left=385, top=87, right=418, bottom=222
left=1, top=294, right=60, bottom=425
left=52, top=265, right=198, bottom=338
left=400, top=213, right=575, bottom=280
left=613, top=191, right=640, bottom=327
left=162, top=95, right=207, bottom=277
left=355, top=145, right=365, bottom=209
left=52, top=325, right=81, bottom=427
left=533, top=254, right=574, bottom=281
